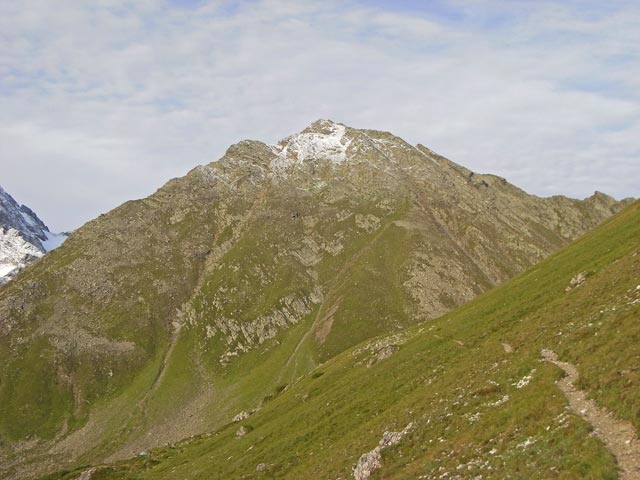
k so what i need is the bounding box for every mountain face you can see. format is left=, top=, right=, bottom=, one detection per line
left=61, top=199, right=640, bottom=480
left=0, top=120, right=631, bottom=479
left=0, top=186, right=67, bottom=285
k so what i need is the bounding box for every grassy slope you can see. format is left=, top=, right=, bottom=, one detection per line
left=119, top=199, right=418, bottom=439
left=0, top=191, right=210, bottom=442
left=45, top=200, right=640, bottom=479
left=49, top=197, right=419, bottom=465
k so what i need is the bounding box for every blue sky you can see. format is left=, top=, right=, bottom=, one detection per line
left=1, top=0, right=638, bottom=231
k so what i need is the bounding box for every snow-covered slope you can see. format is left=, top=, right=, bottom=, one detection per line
left=0, top=185, right=67, bottom=285
left=271, top=120, right=352, bottom=171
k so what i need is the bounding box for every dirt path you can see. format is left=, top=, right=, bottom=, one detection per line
left=542, top=349, right=640, bottom=479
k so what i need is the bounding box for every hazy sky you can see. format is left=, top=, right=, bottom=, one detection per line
left=1, top=0, right=638, bottom=231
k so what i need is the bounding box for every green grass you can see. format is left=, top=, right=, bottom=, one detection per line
left=46, top=200, right=639, bottom=479
left=318, top=220, right=413, bottom=360
left=0, top=337, right=73, bottom=439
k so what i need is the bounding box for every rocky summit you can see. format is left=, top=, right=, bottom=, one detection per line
left=0, top=120, right=632, bottom=479
left=0, top=185, right=67, bottom=285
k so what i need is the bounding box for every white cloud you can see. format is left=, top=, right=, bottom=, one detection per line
left=0, top=0, right=638, bottom=231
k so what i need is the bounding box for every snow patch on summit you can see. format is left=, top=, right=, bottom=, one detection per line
left=270, top=120, right=351, bottom=173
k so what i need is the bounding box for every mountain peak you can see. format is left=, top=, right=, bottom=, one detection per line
left=271, top=119, right=351, bottom=171
left=302, top=118, right=345, bottom=133
left=0, top=186, right=49, bottom=246
left=0, top=121, right=632, bottom=479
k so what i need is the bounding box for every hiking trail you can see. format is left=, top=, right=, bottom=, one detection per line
left=542, top=349, right=640, bottom=480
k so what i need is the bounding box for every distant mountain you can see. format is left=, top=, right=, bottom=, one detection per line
left=0, top=185, right=67, bottom=285
left=0, top=120, right=632, bottom=479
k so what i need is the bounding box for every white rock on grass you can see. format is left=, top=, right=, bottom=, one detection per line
left=353, top=423, right=414, bottom=480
